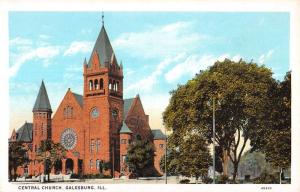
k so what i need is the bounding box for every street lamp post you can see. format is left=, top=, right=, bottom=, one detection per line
left=213, top=98, right=216, bottom=184
left=280, top=168, right=282, bottom=184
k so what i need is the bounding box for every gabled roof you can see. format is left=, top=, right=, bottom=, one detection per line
left=123, top=98, right=134, bottom=118
left=152, top=129, right=166, bottom=140
left=16, top=122, right=33, bottom=142
left=33, top=80, right=52, bottom=112
left=87, top=25, right=116, bottom=67
left=72, top=92, right=83, bottom=107
left=120, top=121, right=132, bottom=134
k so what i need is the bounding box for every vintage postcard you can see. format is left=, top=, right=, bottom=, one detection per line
left=0, top=0, right=299, bottom=192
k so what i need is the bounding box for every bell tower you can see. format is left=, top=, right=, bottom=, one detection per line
left=83, top=22, right=123, bottom=176
left=32, top=80, right=52, bottom=153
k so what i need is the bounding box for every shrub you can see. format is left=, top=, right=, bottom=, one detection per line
left=179, top=179, right=190, bottom=184
left=253, top=171, right=279, bottom=184
left=216, top=175, right=229, bottom=184
left=202, top=177, right=213, bottom=184
left=70, top=173, right=79, bottom=179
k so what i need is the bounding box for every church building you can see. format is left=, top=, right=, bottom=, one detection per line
left=9, top=20, right=166, bottom=178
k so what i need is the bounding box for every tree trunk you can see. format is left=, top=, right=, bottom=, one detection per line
left=232, top=163, right=238, bottom=183
left=222, top=148, right=228, bottom=176
left=13, top=167, right=17, bottom=182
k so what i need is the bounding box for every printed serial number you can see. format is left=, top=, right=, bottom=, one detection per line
left=261, top=186, right=272, bottom=190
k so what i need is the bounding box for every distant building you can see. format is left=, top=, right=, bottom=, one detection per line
left=9, top=20, right=166, bottom=178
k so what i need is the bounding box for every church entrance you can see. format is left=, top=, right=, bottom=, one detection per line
left=65, top=158, right=74, bottom=174
left=54, top=159, right=62, bottom=174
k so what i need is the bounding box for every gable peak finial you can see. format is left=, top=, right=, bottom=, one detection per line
left=102, top=12, right=104, bottom=26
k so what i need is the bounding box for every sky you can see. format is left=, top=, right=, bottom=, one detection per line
left=9, top=12, right=290, bottom=133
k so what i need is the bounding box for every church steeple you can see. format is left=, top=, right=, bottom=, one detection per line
left=33, top=80, right=52, bottom=112
left=87, top=25, right=117, bottom=68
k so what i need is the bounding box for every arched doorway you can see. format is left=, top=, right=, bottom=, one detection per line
left=65, top=158, right=74, bottom=174
left=54, top=159, right=62, bottom=174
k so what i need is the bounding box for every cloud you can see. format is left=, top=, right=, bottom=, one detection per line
left=9, top=37, right=32, bottom=47
left=63, top=41, right=93, bottom=56
left=39, top=34, right=51, bottom=40
left=9, top=46, right=61, bottom=77
left=112, top=21, right=207, bottom=59
left=165, top=54, right=240, bottom=83
left=258, top=49, right=274, bottom=64
left=125, top=53, right=186, bottom=92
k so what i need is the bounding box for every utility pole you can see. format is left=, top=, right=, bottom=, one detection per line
left=165, top=127, right=167, bottom=184
left=213, top=98, right=216, bottom=184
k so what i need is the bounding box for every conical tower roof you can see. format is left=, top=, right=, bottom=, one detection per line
left=120, top=121, right=132, bottom=134
left=88, top=25, right=116, bottom=67
left=32, top=80, right=52, bottom=112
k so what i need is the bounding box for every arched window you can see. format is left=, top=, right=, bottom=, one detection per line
left=116, top=82, right=119, bottom=92
left=96, top=159, right=100, bottom=170
left=94, top=79, right=99, bottom=90
left=113, top=80, right=116, bottom=91
left=109, top=80, right=112, bottom=90
left=100, top=79, right=104, bottom=90
left=112, top=109, right=118, bottom=120
left=89, top=80, right=93, bottom=91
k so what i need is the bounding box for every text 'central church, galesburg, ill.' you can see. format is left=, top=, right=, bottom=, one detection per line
left=9, top=20, right=166, bottom=178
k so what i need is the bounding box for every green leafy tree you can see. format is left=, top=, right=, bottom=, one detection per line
left=160, top=148, right=180, bottom=176
left=163, top=59, right=277, bottom=182
left=251, top=71, right=291, bottom=170
left=9, top=141, right=30, bottom=181
left=126, top=139, right=155, bottom=177
left=161, top=133, right=211, bottom=181
left=36, top=139, right=66, bottom=182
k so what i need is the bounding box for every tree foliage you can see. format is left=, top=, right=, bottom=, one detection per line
left=160, top=133, right=211, bottom=180
left=36, top=139, right=66, bottom=181
left=9, top=141, right=30, bottom=181
left=251, top=71, right=291, bottom=169
left=163, top=59, right=277, bottom=182
left=125, top=139, right=155, bottom=177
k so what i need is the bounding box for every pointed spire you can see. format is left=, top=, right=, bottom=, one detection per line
left=87, top=22, right=117, bottom=68
left=120, top=60, right=123, bottom=69
left=84, top=58, right=87, bottom=65
left=33, top=80, right=52, bottom=112
left=102, top=12, right=104, bottom=26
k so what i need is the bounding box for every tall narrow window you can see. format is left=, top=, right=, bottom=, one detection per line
left=96, top=139, right=100, bottom=152
left=94, top=79, right=99, bottom=90
left=89, top=80, right=93, bottom=91
left=116, top=82, right=119, bottom=92
left=41, top=123, right=43, bottom=136
left=100, top=79, right=104, bottom=90
left=90, top=139, right=94, bottom=153
left=113, top=80, right=116, bottom=91
left=122, top=155, right=126, bottom=163
left=96, top=159, right=100, bottom=170
left=109, top=80, right=112, bottom=90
